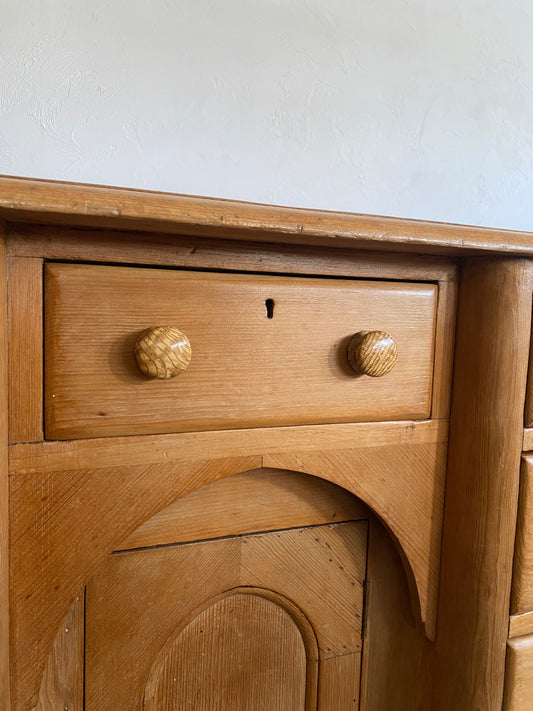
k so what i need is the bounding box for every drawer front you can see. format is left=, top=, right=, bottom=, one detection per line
left=512, top=455, right=533, bottom=614
left=504, top=634, right=533, bottom=711
left=44, top=263, right=437, bottom=439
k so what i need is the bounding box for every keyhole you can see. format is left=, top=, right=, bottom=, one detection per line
left=265, top=298, right=275, bottom=319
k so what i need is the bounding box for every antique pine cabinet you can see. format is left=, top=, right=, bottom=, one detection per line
left=1, top=177, right=533, bottom=709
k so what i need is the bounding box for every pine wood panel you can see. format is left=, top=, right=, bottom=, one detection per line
left=524, top=326, right=533, bottom=428
left=3, top=175, right=533, bottom=255
left=7, top=222, right=457, bottom=282
left=360, top=520, right=431, bottom=710
left=143, top=592, right=308, bottom=711
left=10, top=455, right=261, bottom=710
left=431, top=276, right=457, bottom=420
left=523, top=429, right=533, bottom=451
left=512, top=455, right=533, bottom=614
left=9, top=418, right=447, bottom=475
left=85, top=522, right=366, bottom=710
left=36, top=594, right=84, bottom=711
left=44, top=263, right=437, bottom=439
left=317, top=654, right=360, bottom=710
left=7, top=257, right=43, bottom=443
left=504, top=634, right=533, bottom=711
left=0, top=225, right=10, bottom=707
left=35, top=471, right=429, bottom=711
left=264, top=441, right=447, bottom=640
left=509, top=611, right=533, bottom=639
left=432, top=258, right=533, bottom=711
left=120, top=467, right=369, bottom=551
left=9, top=435, right=445, bottom=706
left=240, top=523, right=366, bottom=658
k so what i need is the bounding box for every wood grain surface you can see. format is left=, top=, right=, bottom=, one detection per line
left=509, top=611, right=533, bottom=639
left=44, top=263, right=437, bottom=439
left=84, top=522, right=366, bottom=709
left=432, top=258, right=533, bottom=711
left=120, top=467, right=370, bottom=551
left=143, top=592, right=308, bottom=711
left=3, top=174, right=533, bottom=256
left=511, top=455, right=533, bottom=614
left=30, top=470, right=434, bottom=711
left=134, top=326, right=192, bottom=379
left=36, top=594, right=84, bottom=711
left=7, top=222, right=457, bottom=282
left=7, top=256, right=43, bottom=443
left=9, top=419, right=447, bottom=475
left=264, top=441, right=447, bottom=640
left=346, top=330, right=398, bottom=377
left=360, top=520, right=432, bottom=710
left=10, top=433, right=444, bottom=707
left=0, top=225, right=10, bottom=707
left=503, top=634, right=533, bottom=711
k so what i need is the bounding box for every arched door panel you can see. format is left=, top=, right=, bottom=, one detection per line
left=84, top=520, right=367, bottom=709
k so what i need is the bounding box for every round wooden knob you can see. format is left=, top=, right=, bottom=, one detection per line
left=347, top=331, right=397, bottom=377
left=135, top=326, right=191, bottom=379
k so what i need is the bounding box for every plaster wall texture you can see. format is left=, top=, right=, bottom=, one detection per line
left=1, top=0, right=533, bottom=231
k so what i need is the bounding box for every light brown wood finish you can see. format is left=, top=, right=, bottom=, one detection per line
left=264, top=441, right=447, bottom=640
left=523, top=429, right=533, bottom=451
left=7, top=222, right=457, bottom=281
left=121, top=467, right=370, bottom=551
left=503, top=635, right=533, bottom=711
left=3, top=175, right=533, bottom=255
left=347, top=330, right=398, bottom=377
left=430, top=276, right=458, bottom=420
left=36, top=594, right=84, bottom=711
left=10, top=455, right=260, bottom=710
left=317, top=654, right=360, bottom=710
left=85, top=522, right=366, bottom=710
left=44, top=263, right=438, bottom=439
left=512, top=455, right=533, bottom=614
left=9, top=418, right=447, bottom=474
left=509, top=611, right=533, bottom=639
left=0, top=225, right=10, bottom=707
left=7, top=222, right=457, bottom=427
left=143, top=592, right=309, bottom=711
left=34, top=470, right=429, bottom=711
left=10, top=434, right=444, bottom=706
left=433, top=259, right=533, bottom=710
left=524, top=329, right=533, bottom=428
left=7, top=257, right=43, bottom=443
left=360, top=520, right=431, bottom=710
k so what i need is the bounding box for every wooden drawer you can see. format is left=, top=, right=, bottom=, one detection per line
left=44, top=263, right=438, bottom=439
left=504, top=634, right=533, bottom=711
left=512, top=455, right=533, bottom=614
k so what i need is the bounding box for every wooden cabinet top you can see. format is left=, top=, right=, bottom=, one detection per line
left=1, top=174, right=533, bottom=256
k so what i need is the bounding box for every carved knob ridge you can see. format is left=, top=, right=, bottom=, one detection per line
left=135, top=326, right=191, bottom=379
left=347, top=330, right=397, bottom=377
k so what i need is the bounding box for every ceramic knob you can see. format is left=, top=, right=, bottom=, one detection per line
left=135, top=326, right=192, bottom=379
left=347, top=330, right=397, bottom=377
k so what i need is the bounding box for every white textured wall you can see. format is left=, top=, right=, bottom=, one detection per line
left=1, top=0, right=533, bottom=230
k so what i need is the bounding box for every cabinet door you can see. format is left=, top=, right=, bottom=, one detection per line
left=85, top=520, right=367, bottom=710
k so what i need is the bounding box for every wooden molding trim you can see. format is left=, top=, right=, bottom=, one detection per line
left=2, top=175, right=533, bottom=255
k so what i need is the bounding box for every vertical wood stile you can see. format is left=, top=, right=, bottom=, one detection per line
left=0, top=223, right=10, bottom=706
left=433, top=258, right=533, bottom=710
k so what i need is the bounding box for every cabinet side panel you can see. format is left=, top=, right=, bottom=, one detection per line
left=433, top=258, right=533, bottom=710
left=0, top=224, right=10, bottom=706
